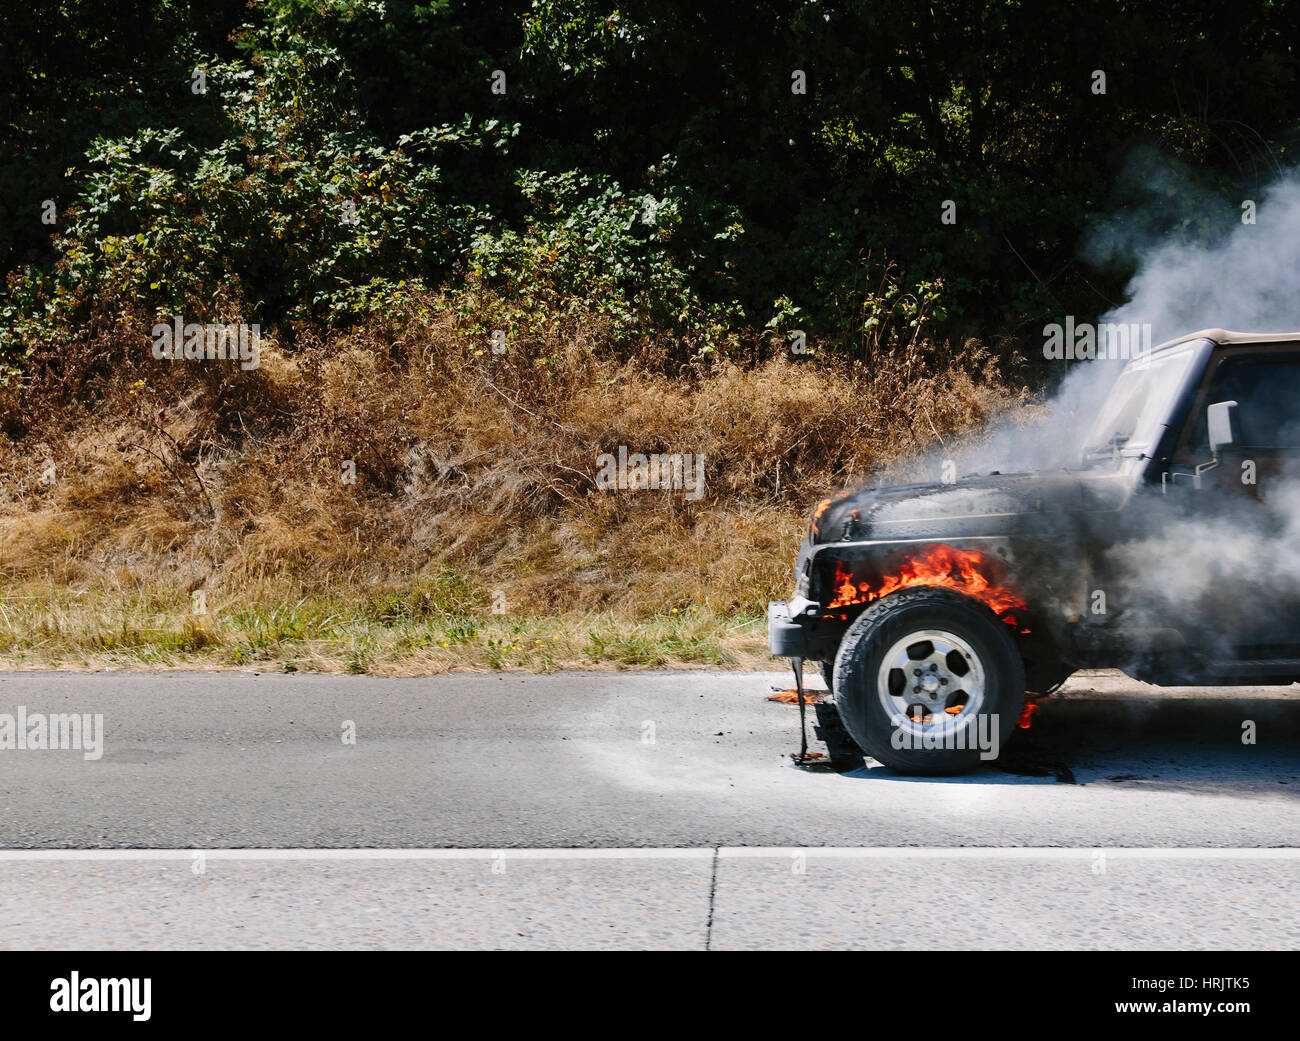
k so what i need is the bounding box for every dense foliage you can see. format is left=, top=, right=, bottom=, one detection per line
left=2, top=0, right=1298, bottom=379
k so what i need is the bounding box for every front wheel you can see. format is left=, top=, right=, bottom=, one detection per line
left=832, top=587, right=1026, bottom=775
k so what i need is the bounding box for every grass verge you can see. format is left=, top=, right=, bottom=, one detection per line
left=0, top=584, right=769, bottom=674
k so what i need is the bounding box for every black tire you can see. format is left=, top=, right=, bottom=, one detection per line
left=832, top=587, right=1026, bottom=775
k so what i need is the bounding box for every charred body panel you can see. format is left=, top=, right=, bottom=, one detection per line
left=778, top=475, right=1119, bottom=686
left=770, top=331, right=1300, bottom=691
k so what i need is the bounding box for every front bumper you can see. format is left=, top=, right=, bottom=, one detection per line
left=767, top=597, right=821, bottom=657
left=767, top=601, right=805, bottom=657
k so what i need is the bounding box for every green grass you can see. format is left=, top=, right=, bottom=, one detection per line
left=0, top=587, right=770, bottom=674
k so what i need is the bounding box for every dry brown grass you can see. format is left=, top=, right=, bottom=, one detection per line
left=0, top=295, right=1029, bottom=671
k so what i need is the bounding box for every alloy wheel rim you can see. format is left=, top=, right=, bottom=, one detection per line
left=876, top=628, right=987, bottom=740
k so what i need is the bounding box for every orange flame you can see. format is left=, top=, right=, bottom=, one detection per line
left=1018, top=692, right=1047, bottom=728
left=826, top=544, right=1027, bottom=623
left=768, top=687, right=827, bottom=705
left=810, top=490, right=851, bottom=536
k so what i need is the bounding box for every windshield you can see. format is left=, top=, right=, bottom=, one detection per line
left=1081, top=348, right=1198, bottom=461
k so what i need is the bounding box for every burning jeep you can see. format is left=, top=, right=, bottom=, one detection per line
left=769, top=329, right=1300, bottom=774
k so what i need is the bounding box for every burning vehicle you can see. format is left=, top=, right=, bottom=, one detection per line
left=769, top=329, right=1300, bottom=773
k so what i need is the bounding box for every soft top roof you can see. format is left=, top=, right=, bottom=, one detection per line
left=1154, top=328, right=1300, bottom=352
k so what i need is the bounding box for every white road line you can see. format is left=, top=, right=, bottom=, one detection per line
left=0, top=848, right=713, bottom=862
left=719, top=846, right=1300, bottom=859
left=0, top=847, right=1296, bottom=862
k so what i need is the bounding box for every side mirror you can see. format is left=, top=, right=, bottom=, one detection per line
left=1207, top=400, right=1239, bottom=454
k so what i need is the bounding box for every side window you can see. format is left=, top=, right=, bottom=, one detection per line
left=1188, top=353, right=1300, bottom=455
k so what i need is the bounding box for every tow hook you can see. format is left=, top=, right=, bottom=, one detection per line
left=789, top=657, right=831, bottom=770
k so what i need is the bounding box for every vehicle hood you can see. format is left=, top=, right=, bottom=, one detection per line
left=808, top=469, right=1128, bottom=544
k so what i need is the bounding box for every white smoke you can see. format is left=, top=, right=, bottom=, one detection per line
left=1065, top=163, right=1300, bottom=668
left=1095, top=171, right=1300, bottom=338
left=935, top=162, right=1300, bottom=480
left=1100, top=461, right=1300, bottom=668
left=888, top=158, right=1300, bottom=674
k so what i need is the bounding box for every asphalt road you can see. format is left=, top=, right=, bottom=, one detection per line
left=0, top=668, right=1297, bottom=949
left=1, top=669, right=1297, bottom=848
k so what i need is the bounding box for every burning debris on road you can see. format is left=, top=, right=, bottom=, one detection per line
left=768, top=686, right=826, bottom=705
